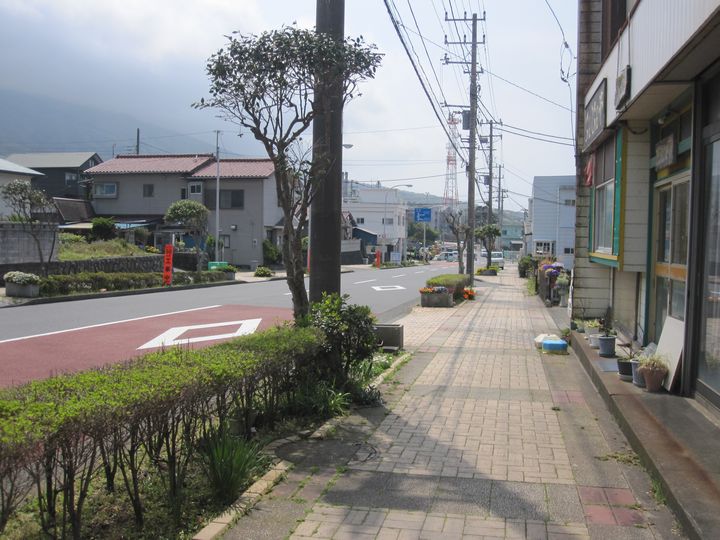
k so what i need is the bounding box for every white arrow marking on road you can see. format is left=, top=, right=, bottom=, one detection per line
left=392, top=274, right=406, bottom=278
left=138, top=319, right=262, bottom=350
left=354, top=279, right=377, bottom=284
left=371, top=285, right=406, bottom=291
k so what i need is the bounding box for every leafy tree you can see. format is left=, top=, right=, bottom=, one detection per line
left=0, top=179, right=58, bottom=274
left=91, top=217, right=116, bottom=241
left=407, top=221, right=438, bottom=245
left=263, top=239, right=282, bottom=265
left=443, top=208, right=469, bottom=274
left=476, top=223, right=502, bottom=269
left=195, top=26, right=381, bottom=319
left=164, top=200, right=208, bottom=271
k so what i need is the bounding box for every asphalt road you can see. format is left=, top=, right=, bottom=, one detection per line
left=0, top=261, right=457, bottom=341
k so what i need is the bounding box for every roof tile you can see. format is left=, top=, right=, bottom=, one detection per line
left=86, top=154, right=214, bottom=175
left=191, top=158, right=274, bottom=179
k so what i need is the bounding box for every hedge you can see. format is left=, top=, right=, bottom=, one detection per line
left=425, top=273, right=473, bottom=300
left=39, top=270, right=228, bottom=296
left=0, top=325, right=326, bottom=538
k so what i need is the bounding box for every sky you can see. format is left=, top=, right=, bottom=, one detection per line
left=0, top=0, right=577, bottom=212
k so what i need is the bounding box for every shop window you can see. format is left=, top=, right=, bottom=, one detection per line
left=593, top=136, right=616, bottom=254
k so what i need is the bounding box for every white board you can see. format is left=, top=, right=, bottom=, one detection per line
left=656, top=317, right=684, bottom=391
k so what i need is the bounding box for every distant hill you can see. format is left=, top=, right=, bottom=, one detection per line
left=0, top=89, right=238, bottom=160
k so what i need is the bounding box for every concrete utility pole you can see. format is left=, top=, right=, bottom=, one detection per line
left=214, top=130, right=221, bottom=262
left=445, top=11, right=483, bottom=277
left=487, top=121, right=493, bottom=226
left=310, top=0, right=345, bottom=303
left=136, top=128, right=140, bottom=155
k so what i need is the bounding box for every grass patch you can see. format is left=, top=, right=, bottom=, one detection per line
left=651, top=476, right=667, bottom=505
left=58, top=238, right=146, bottom=261
left=525, top=277, right=537, bottom=296
left=595, top=450, right=641, bottom=467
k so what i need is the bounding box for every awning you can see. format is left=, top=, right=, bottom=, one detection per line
left=58, top=222, right=93, bottom=230
left=353, top=226, right=378, bottom=245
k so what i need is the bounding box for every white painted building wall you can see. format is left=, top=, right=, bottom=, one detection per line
left=343, top=185, right=408, bottom=255
left=529, top=175, right=576, bottom=269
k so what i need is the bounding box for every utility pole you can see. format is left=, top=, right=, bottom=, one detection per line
left=310, top=0, right=345, bottom=303
left=497, top=164, right=503, bottom=250
left=135, top=128, right=140, bottom=155
left=445, top=10, right=484, bottom=277
left=214, top=130, right=221, bottom=262
left=487, top=121, right=493, bottom=226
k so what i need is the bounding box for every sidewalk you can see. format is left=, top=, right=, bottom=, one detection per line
left=223, top=271, right=683, bottom=540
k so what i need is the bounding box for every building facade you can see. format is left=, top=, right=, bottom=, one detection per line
left=525, top=175, right=576, bottom=268
left=574, top=0, right=720, bottom=411
left=6, top=152, right=101, bottom=199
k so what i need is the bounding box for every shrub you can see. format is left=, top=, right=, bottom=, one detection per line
left=91, top=217, right=116, bottom=240
left=254, top=266, right=273, bottom=277
left=475, top=266, right=499, bottom=274
left=59, top=232, right=86, bottom=244
left=145, top=245, right=161, bottom=254
left=262, top=239, right=281, bottom=265
left=134, top=227, right=150, bottom=244
left=518, top=255, right=533, bottom=277
left=426, top=274, right=472, bottom=300
left=3, top=271, right=41, bottom=285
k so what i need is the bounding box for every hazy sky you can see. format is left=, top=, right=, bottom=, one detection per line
left=0, top=0, right=577, bottom=211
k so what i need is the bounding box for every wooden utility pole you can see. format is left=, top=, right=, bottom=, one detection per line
left=310, top=0, right=345, bottom=303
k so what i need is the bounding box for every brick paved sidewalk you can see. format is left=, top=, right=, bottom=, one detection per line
left=225, top=271, right=684, bottom=540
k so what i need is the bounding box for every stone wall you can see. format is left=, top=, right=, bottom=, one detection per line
left=0, top=255, right=163, bottom=284
left=0, top=222, right=58, bottom=265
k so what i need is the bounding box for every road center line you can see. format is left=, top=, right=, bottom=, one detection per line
left=0, top=305, right=222, bottom=344
left=392, top=274, right=406, bottom=278
left=353, top=279, right=377, bottom=284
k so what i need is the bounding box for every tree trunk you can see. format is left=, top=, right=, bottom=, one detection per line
left=282, top=221, right=309, bottom=319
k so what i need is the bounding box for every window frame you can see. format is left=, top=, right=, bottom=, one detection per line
left=592, top=135, right=618, bottom=255
left=143, top=184, right=155, bottom=198
left=93, top=182, right=118, bottom=199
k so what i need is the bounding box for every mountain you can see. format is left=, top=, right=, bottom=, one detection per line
left=0, top=89, right=236, bottom=160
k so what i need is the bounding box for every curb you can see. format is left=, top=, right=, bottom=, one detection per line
left=192, top=349, right=413, bottom=540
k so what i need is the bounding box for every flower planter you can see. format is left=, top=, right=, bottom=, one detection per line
left=587, top=333, right=601, bottom=349
left=420, top=292, right=453, bottom=307
left=479, top=269, right=497, bottom=276
left=373, top=324, right=404, bottom=350
left=630, top=360, right=645, bottom=387
left=5, top=282, right=40, bottom=298
left=617, top=358, right=633, bottom=382
left=639, top=367, right=667, bottom=392
left=598, top=335, right=616, bottom=357
left=224, top=271, right=236, bottom=281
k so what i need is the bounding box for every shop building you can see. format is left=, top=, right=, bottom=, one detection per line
left=574, top=0, right=720, bottom=411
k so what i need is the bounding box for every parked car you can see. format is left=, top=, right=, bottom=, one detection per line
left=491, top=251, right=505, bottom=269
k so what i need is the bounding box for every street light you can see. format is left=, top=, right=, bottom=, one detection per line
left=383, top=184, right=412, bottom=260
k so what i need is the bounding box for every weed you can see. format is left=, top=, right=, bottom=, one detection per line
left=526, top=278, right=537, bottom=296
left=651, top=477, right=667, bottom=505
left=595, top=450, right=641, bottom=467
left=291, top=497, right=308, bottom=505
left=336, top=465, right=348, bottom=474
left=551, top=406, right=561, bottom=411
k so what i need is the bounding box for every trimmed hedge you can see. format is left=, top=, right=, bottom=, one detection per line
left=0, top=325, right=326, bottom=538
left=426, top=273, right=473, bottom=300
left=39, top=270, right=228, bottom=296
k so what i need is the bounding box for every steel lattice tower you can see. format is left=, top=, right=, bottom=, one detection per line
left=443, top=113, right=460, bottom=210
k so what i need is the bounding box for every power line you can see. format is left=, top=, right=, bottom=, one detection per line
left=496, top=126, right=574, bottom=147
left=501, top=122, right=573, bottom=141
left=484, top=68, right=573, bottom=112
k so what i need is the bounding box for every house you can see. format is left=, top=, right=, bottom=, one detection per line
left=342, top=181, right=409, bottom=260
left=0, top=158, right=43, bottom=218
left=525, top=175, right=576, bottom=268
left=574, top=1, right=720, bottom=411
left=5, top=152, right=102, bottom=199
left=84, top=154, right=280, bottom=267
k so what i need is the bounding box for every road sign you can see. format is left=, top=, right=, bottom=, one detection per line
left=163, top=244, right=174, bottom=285
left=414, top=207, right=431, bottom=222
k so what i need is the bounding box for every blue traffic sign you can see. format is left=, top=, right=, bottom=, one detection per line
left=414, top=207, right=431, bottom=222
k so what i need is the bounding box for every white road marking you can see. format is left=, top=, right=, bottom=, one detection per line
left=392, top=274, right=406, bottom=278
left=284, top=292, right=292, bottom=296
left=414, top=271, right=425, bottom=274
left=138, top=319, right=262, bottom=350
left=353, top=279, right=377, bottom=284
left=0, top=305, right=222, bottom=344
left=372, top=285, right=406, bottom=291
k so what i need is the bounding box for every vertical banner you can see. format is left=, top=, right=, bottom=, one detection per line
left=163, top=244, right=174, bottom=286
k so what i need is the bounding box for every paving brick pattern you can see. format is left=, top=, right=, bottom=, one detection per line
left=280, top=271, right=678, bottom=540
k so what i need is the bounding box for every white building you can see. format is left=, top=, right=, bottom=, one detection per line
left=342, top=181, right=408, bottom=260
left=525, top=175, right=576, bottom=269
left=0, top=158, right=43, bottom=218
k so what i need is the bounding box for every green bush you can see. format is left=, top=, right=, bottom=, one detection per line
left=262, top=239, right=281, bottom=265
left=59, top=232, right=86, bottom=244
left=254, top=266, right=273, bottom=277
left=476, top=265, right=500, bottom=274
left=91, top=217, right=116, bottom=241
left=426, top=274, right=472, bottom=300
left=518, top=255, right=534, bottom=277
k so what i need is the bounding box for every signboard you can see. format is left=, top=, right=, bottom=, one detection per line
left=584, top=78, right=607, bottom=150
left=390, top=252, right=402, bottom=263
left=655, top=134, right=677, bottom=170
left=615, top=65, right=631, bottom=109
left=414, top=207, right=432, bottom=223
left=162, top=244, right=174, bottom=286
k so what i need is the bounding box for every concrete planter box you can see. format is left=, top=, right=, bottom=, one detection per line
left=5, top=282, right=40, bottom=298
left=479, top=269, right=497, bottom=276
left=420, top=292, right=453, bottom=307
left=373, top=324, right=404, bottom=350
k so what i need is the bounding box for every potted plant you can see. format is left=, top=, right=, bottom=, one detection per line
left=555, top=273, right=570, bottom=307
left=630, top=356, right=646, bottom=388
left=223, top=264, right=237, bottom=280
left=615, top=343, right=634, bottom=382
left=585, top=319, right=601, bottom=347
left=598, top=318, right=616, bottom=357
left=572, top=319, right=585, bottom=333
left=3, top=271, right=41, bottom=298
left=638, top=354, right=669, bottom=392
left=419, top=286, right=453, bottom=307
left=463, top=287, right=476, bottom=300
left=560, top=327, right=571, bottom=344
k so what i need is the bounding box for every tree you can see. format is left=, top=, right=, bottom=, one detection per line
left=0, top=179, right=58, bottom=274
left=164, top=200, right=209, bottom=271
left=91, top=217, right=116, bottom=241
left=476, top=224, right=502, bottom=269
left=407, top=221, right=438, bottom=245
left=443, top=208, right=469, bottom=275
left=195, top=26, right=381, bottom=320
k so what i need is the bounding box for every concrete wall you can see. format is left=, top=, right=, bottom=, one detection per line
left=0, top=254, right=163, bottom=284
left=0, top=222, right=58, bottom=265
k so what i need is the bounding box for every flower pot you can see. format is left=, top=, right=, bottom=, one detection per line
left=630, top=360, right=645, bottom=388
left=5, top=282, right=40, bottom=298
left=598, top=335, right=616, bottom=357
left=420, top=292, right=453, bottom=307
left=617, top=358, right=633, bottom=382
left=639, top=367, right=667, bottom=392
left=588, top=333, right=601, bottom=349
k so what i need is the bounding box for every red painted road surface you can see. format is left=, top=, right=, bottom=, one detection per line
left=0, top=305, right=293, bottom=388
